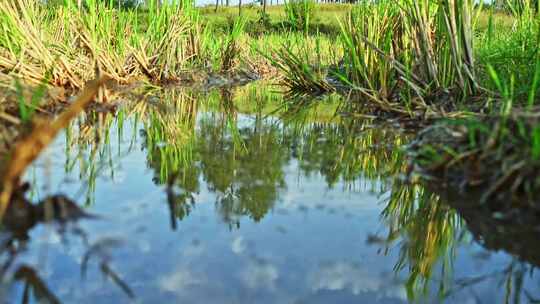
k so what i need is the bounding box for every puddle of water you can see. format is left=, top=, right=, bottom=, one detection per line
left=1, top=84, right=540, bottom=303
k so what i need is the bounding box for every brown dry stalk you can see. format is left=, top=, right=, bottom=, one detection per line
left=0, top=77, right=110, bottom=219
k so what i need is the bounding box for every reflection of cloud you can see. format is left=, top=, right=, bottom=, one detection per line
left=278, top=168, right=382, bottom=213
left=137, top=240, right=151, bottom=253
left=183, top=242, right=205, bottom=258
left=231, top=236, right=246, bottom=255
left=241, top=261, right=279, bottom=290
left=159, top=269, right=204, bottom=293
left=308, top=261, right=406, bottom=300
left=36, top=231, right=62, bottom=245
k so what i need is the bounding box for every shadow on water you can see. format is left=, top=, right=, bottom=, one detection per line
left=1, top=83, right=540, bottom=303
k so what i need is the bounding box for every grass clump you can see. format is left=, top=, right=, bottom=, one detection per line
left=405, top=0, right=540, bottom=203
left=220, top=17, right=247, bottom=72
left=477, top=2, right=540, bottom=105
left=262, top=34, right=337, bottom=97
left=271, top=0, right=481, bottom=117
left=336, top=1, right=404, bottom=102
left=0, top=0, right=201, bottom=89
left=409, top=113, right=540, bottom=205
left=403, top=0, right=478, bottom=96
left=284, top=0, right=316, bottom=33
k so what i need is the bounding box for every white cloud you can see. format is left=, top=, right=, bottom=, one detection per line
left=231, top=236, right=246, bottom=255
left=159, top=269, right=204, bottom=293
left=182, top=243, right=205, bottom=258
left=308, top=261, right=406, bottom=300
left=240, top=261, right=279, bottom=290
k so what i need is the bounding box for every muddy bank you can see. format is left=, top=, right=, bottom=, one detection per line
left=408, top=113, right=540, bottom=206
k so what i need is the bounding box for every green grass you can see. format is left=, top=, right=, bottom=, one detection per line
left=335, top=1, right=402, bottom=101
left=262, top=35, right=336, bottom=96
left=477, top=3, right=540, bottom=106
left=269, top=0, right=482, bottom=107
left=0, top=0, right=206, bottom=88
left=14, top=76, right=48, bottom=124
left=403, top=0, right=540, bottom=202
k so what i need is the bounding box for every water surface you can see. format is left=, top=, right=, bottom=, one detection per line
left=1, top=85, right=539, bottom=303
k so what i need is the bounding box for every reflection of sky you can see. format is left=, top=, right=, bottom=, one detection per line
left=8, top=113, right=540, bottom=303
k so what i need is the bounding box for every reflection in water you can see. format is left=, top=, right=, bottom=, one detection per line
left=142, top=87, right=407, bottom=229
left=0, top=190, right=134, bottom=303
left=382, top=182, right=462, bottom=299
left=420, top=185, right=540, bottom=302
left=2, top=83, right=540, bottom=303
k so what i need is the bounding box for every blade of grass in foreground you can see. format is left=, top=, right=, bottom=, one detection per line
left=0, top=77, right=110, bottom=219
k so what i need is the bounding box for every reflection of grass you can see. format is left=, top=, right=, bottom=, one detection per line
left=140, top=86, right=415, bottom=225
left=142, top=90, right=538, bottom=301
left=202, top=114, right=289, bottom=223
left=443, top=260, right=538, bottom=302
left=143, top=90, right=198, bottom=183
left=287, top=104, right=409, bottom=190
left=64, top=112, right=129, bottom=206
left=382, top=179, right=540, bottom=302
left=132, top=87, right=540, bottom=302
left=226, top=83, right=283, bottom=114
left=382, top=181, right=462, bottom=301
